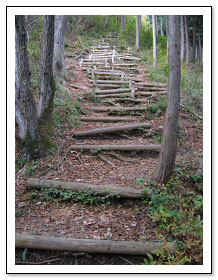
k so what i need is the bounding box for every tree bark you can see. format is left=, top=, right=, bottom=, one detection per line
left=184, top=16, right=190, bottom=65
left=53, top=15, right=69, bottom=81
left=121, top=15, right=125, bottom=29
left=198, top=32, right=202, bottom=62
left=152, top=15, right=157, bottom=67
left=154, top=16, right=181, bottom=183
left=15, top=16, right=56, bottom=158
left=192, top=16, right=197, bottom=60
left=156, top=16, right=159, bottom=35
left=16, top=235, right=176, bottom=255
left=135, top=15, right=141, bottom=51
left=180, top=16, right=186, bottom=62
left=104, top=16, right=109, bottom=28
left=84, top=15, right=90, bottom=30
left=160, top=16, right=164, bottom=36
left=73, top=122, right=151, bottom=137
left=15, top=16, right=38, bottom=142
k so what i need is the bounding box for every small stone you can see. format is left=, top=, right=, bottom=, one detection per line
left=18, top=202, right=27, bottom=208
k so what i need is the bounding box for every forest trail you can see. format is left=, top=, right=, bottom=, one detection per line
left=67, top=32, right=166, bottom=190
left=15, top=16, right=204, bottom=266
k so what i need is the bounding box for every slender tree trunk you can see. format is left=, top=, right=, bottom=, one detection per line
left=121, top=15, right=125, bottom=29
left=84, top=15, right=90, bottom=30
left=180, top=15, right=186, bottom=62
left=15, top=16, right=38, bottom=142
left=104, top=16, right=109, bottom=28
left=156, top=16, right=159, bottom=35
left=152, top=15, right=157, bottom=67
left=154, top=16, right=181, bottom=183
left=192, top=16, right=197, bottom=60
left=160, top=16, right=164, bottom=36
left=184, top=15, right=190, bottom=65
left=198, top=32, right=202, bottom=63
left=116, top=15, right=118, bottom=25
left=53, top=15, right=69, bottom=82
left=135, top=15, right=141, bottom=51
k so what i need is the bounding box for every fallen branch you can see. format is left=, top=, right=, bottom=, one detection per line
left=16, top=235, right=176, bottom=255
left=105, top=151, right=139, bottom=163
left=73, top=122, right=151, bottom=137
left=75, top=50, right=87, bottom=60
left=69, top=83, right=90, bottom=91
left=98, top=154, right=115, bottom=167
left=27, top=178, right=143, bottom=198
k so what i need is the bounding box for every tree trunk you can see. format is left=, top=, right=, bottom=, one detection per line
left=160, top=16, right=164, bottom=36
left=156, top=16, right=159, bottom=35
left=192, top=16, right=197, bottom=60
left=180, top=15, right=186, bottom=62
left=104, top=16, right=109, bottom=28
left=135, top=15, right=141, bottom=51
left=116, top=15, right=118, bottom=25
left=198, top=32, right=202, bottom=63
left=16, top=235, right=176, bottom=255
left=121, top=15, right=125, bottom=29
left=15, top=16, right=38, bottom=149
left=53, top=15, right=69, bottom=81
left=16, top=16, right=56, bottom=158
left=154, top=16, right=181, bottom=183
left=84, top=15, right=90, bottom=30
left=152, top=15, right=157, bottom=67
left=184, top=15, right=190, bottom=65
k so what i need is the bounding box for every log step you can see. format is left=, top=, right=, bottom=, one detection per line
left=27, top=178, right=143, bottom=198
left=88, top=106, right=148, bottom=112
left=79, top=117, right=138, bottom=122
left=70, top=144, right=160, bottom=152
left=73, top=122, right=151, bottom=137
left=94, top=88, right=131, bottom=94
left=16, top=235, right=176, bottom=255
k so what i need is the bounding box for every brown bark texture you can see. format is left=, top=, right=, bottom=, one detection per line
left=155, top=15, right=181, bottom=183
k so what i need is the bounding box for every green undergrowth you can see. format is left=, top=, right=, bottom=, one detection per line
left=53, top=92, right=86, bottom=128
left=30, top=188, right=121, bottom=205
left=136, top=168, right=203, bottom=265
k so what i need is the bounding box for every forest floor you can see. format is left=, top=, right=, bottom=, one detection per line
left=15, top=36, right=203, bottom=265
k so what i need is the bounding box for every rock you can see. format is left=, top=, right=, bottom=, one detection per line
left=18, top=202, right=27, bottom=208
